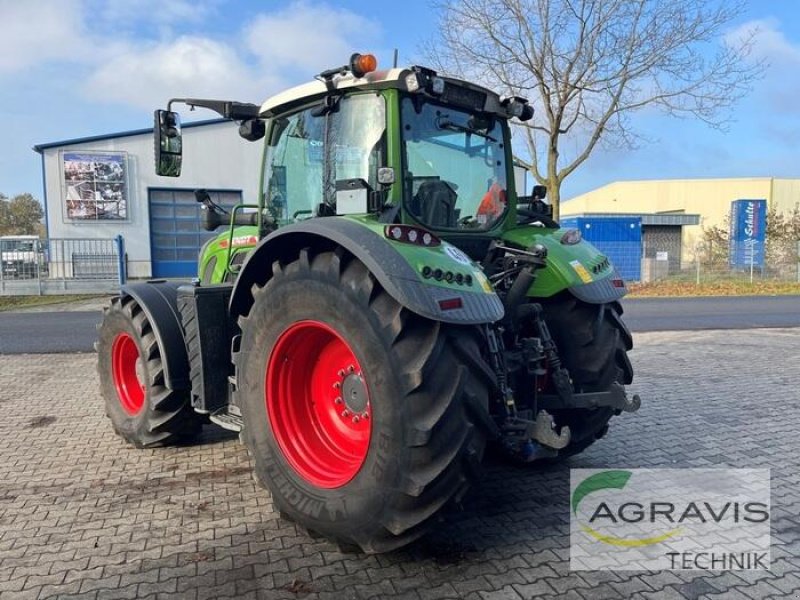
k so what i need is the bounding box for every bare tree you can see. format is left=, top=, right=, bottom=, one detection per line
left=426, top=0, right=763, bottom=220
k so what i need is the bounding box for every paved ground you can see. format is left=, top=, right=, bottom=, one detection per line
left=0, top=328, right=798, bottom=600
left=2, top=295, right=799, bottom=354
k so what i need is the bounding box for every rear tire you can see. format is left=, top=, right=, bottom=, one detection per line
left=540, top=296, right=633, bottom=459
left=97, top=296, right=201, bottom=447
left=235, top=249, right=491, bottom=553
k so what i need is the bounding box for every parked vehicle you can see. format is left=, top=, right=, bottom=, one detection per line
left=1, top=235, right=41, bottom=278
left=97, top=53, right=639, bottom=553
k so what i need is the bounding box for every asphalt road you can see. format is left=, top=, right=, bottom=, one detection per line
left=620, top=294, right=800, bottom=332
left=0, top=295, right=798, bottom=354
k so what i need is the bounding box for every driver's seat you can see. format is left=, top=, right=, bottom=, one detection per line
left=414, top=180, right=458, bottom=228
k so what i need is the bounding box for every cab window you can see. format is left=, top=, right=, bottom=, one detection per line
left=401, top=97, right=508, bottom=231
left=265, top=94, right=385, bottom=223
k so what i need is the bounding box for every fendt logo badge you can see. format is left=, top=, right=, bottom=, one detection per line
left=570, top=469, right=770, bottom=571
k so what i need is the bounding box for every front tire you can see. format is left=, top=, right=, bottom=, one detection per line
left=97, top=296, right=201, bottom=447
left=236, top=249, right=490, bottom=553
left=540, top=296, right=633, bottom=458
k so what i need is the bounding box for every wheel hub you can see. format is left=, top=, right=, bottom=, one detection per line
left=342, top=372, right=369, bottom=414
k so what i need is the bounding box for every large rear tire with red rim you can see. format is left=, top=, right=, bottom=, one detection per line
left=97, top=296, right=201, bottom=447
left=235, top=249, right=491, bottom=553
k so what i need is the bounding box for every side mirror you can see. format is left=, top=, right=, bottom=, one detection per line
left=532, top=185, right=547, bottom=200
left=154, top=110, right=182, bottom=177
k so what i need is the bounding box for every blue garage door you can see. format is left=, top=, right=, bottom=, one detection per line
left=149, top=188, right=242, bottom=278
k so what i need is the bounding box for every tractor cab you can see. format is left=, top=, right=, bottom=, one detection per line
left=154, top=53, right=541, bottom=260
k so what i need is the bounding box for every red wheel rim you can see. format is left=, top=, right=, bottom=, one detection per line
left=266, top=320, right=371, bottom=488
left=111, top=333, right=145, bottom=416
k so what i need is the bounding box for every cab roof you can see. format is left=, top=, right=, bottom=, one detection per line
left=259, top=67, right=506, bottom=118
left=260, top=68, right=409, bottom=116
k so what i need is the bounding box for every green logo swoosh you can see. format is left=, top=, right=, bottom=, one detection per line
left=572, top=470, right=632, bottom=515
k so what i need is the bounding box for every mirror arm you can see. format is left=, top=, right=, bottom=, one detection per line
left=167, top=98, right=261, bottom=121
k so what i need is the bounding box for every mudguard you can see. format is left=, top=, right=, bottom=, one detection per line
left=119, top=280, right=190, bottom=391
left=502, top=225, right=627, bottom=304
left=229, top=217, right=505, bottom=325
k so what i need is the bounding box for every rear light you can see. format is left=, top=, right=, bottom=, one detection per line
left=384, top=225, right=441, bottom=247
left=438, top=298, right=463, bottom=311
left=612, top=278, right=625, bottom=288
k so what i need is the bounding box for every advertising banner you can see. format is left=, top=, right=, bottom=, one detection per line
left=729, top=199, right=766, bottom=269
left=62, top=151, right=128, bottom=221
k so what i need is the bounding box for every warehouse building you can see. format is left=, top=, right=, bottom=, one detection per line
left=562, top=177, right=800, bottom=279
left=34, top=120, right=261, bottom=278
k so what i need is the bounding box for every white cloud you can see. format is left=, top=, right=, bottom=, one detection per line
left=0, top=0, right=90, bottom=72
left=85, top=36, right=281, bottom=111
left=82, top=1, right=384, bottom=111
left=726, top=18, right=800, bottom=114
left=93, top=0, right=216, bottom=26
left=727, top=18, right=800, bottom=63
left=244, top=2, right=382, bottom=74
left=0, top=0, right=384, bottom=111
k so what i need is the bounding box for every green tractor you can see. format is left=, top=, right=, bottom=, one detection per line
left=97, top=53, right=639, bottom=553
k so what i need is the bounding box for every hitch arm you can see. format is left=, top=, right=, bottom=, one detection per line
left=538, top=383, right=641, bottom=413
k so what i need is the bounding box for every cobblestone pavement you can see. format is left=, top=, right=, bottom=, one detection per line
left=1, top=328, right=798, bottom=600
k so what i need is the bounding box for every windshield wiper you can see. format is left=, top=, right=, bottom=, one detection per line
left=435, top=119, right=497, bottom=142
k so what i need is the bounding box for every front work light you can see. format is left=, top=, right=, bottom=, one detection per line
left=405, top=73, right=421, bottom=92
left=501, top=96, right=534, bottom=121
left=560, top=229, right=583, bottom=245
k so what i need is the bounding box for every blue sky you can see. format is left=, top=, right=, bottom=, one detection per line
left=1, top=0, right=798, bottom=202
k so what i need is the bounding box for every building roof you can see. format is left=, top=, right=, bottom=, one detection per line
left=562, top=212, right=701, bottom=226
left=32, top=118, right=227, bottom=153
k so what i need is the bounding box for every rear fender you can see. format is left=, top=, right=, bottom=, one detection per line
left=119, top=281, right=189, bottom=390
left=229, top=217, right=505, bottom=325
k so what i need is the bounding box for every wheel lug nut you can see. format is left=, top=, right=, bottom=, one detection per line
left=338, top=369, right=345, bottom=377
left=333, top=382, right=341, bottom=389
left=341, top=410, right=350, bottom=417
left=352, top=416, right=360, bottom=424
left=334, top=397, right=342, bottom=404
left=348, top=365, right=355, bottom=373
left=362, top=412, right=369, bottom=420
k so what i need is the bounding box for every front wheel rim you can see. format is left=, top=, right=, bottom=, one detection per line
left=111, top=333, right=145, bottom=416
left=266, top=320, right=371, bottom=488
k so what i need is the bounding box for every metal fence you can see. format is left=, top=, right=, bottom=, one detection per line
left=0, top=236, right=125, bottom=296
left=644, top=240, right=800, bottom=285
